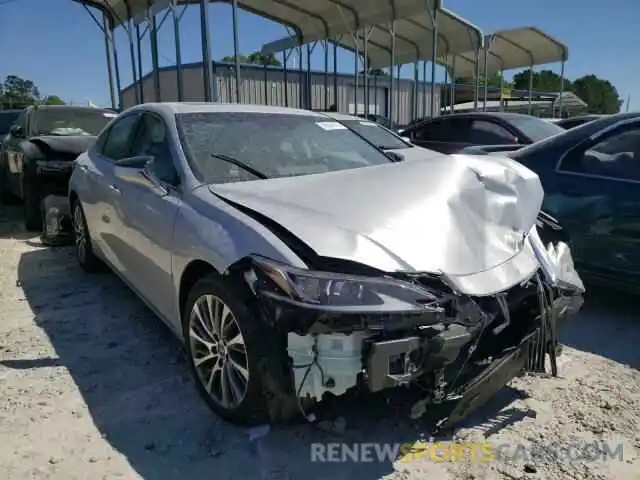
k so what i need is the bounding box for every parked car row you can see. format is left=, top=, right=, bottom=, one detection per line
left=2, top=103, right=594, bottom=430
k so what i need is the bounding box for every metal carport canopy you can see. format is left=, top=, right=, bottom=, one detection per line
left=441, top=27, right=569, bottom=77
left=76, top=0, right=440, bottom=39
left=260, top=4, right=483, bottom=69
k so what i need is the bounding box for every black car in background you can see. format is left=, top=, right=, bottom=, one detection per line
left=398, top=112, right=565, bottom=154
left=487, top=112, right=640, bottom=292
left=0, top=105, right=117, bottom=229
left=553, top=114, right=605, bottom=130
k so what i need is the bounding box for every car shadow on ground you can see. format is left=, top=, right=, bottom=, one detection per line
left=561, top=287, right=640, bottom=370
left=6, top=239, right=542, bottom=480
left=0, top=203, right=33, bottom=240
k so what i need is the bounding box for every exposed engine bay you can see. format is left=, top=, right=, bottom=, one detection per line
left=242, top=220, right=584, bottom=429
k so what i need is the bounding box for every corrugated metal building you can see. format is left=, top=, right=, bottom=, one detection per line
left=120, top=62, right=441, bottom=125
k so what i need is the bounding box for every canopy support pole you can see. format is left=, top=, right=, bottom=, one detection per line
left=499, top=69, right=505, bottom=111
left=333, top=39, right=339, bottom=109
left=102, top=14, right=117, bottom=109
left=450, top=56, right=456, bottom=113
left=528, top=64, right=534, bottom=115
left=388, top=21, right=396, bottom=121
left=231, top=0, right=241, bottom=103
left=199, top=0, right=214, bottom=102
left=412, top=62, right=419, bottom=121
left=135, top=24, right=144, bottom=102
left=352, top=31, right=359, bottom=114
left=148, top=5, right=161, bottom=102
left=170, top=4, right=186, bottom=101
left=422, top=61, right=427, bottom=117
left=282, top=49, right=290, bottom=107
left=428, top=3, right=439, bottom=117
left=482, top=45, right=488, bottom=111
left=473, top=49, right=479, bottom=110
left=323, top=40, right=329, bottom=110
left=558, top=60, right=566, bottom=117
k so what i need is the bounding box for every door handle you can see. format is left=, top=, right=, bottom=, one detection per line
left=109, top=184, right=120, bottom=194
left=77, top=164, right=88, bottom=172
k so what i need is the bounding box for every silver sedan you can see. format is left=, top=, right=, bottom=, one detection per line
left=69, top=103, right=584, bottom=427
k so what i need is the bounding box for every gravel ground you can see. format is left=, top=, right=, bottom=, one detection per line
left=0, top=204, right=639, bottom=480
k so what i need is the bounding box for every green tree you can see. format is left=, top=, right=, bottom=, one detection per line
left=511, top=69, right=570, bottom=92
left=41, top=95, right=66, bottom=105
left=1, top=75, right=40, bottom=108
left=220, top=51, right=281, bottom=66
left=572, top=75, right=623, bottom=114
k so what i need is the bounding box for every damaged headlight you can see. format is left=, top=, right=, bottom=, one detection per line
left=251, top=256, right=442, bottom=313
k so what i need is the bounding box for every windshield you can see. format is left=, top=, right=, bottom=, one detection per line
left=507, top=115, right=564, bottom=142
left=35, top=109, right=116, bottom=136
left=341, top=119, right=410, bottom=150
left=176, top=112, right=393, bottom=184
left=0, top=111, right=20, bottom=135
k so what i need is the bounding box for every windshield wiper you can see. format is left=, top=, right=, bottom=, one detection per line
left=209, top=153, right=269, bottom=179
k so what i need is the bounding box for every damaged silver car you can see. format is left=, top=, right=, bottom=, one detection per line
left=68, top=103, right=585, bottom=427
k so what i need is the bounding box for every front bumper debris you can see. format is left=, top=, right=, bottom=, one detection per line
left=247, top=231, right=585, bottom=427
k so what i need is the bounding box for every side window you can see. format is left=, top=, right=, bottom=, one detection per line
left=130, top=113, right=179, bottom=185
left=413, top=118, right=467, bottom=142
left=559, top=127, right=640, bottom=181
left=100, top=114, right=140, bottom=160
left=10, top=111, right=26, bottom=135
left=468, top=120, right=517, bottom=145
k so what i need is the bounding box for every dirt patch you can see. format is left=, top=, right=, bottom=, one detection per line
left=0, top=204, right=638, bottom=479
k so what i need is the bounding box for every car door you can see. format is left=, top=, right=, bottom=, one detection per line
left=81, top=112, right=142, bottom=268
left=550, top=122, right=640, bottom=281
left=408, top=117, right=472, bottom=153
left=108, top=111, right=181, bottom=320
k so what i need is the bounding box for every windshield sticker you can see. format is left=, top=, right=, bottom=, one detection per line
left=359, top=121, right=377, bottom=126
left=103, top=113, right=118, bottom=118
left=316, top=121, right=347, bottom=131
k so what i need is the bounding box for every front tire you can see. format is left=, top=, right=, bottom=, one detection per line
left=183, top=274, right=269, bottom=426
left=71, top=200, right=102, bottom=272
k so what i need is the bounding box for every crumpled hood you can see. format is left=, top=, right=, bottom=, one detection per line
left=210, top=153, right=544, bottom=291
left=28, top=135, right=96, bottom=157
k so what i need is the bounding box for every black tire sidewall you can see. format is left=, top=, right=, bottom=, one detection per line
left=72, top=200, right=100, bottom=272
left=182, top=273, right=270, bottom=426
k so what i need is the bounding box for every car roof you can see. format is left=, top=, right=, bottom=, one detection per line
left=321, top=111, right=368, bottom=121
left=35, top=105, right=115, bottom=113
left=441, top=112, right=537, bottom=120
left=131, top=102, right=327, bottom=117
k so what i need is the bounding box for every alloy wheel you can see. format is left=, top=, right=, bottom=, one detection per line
left=73, top=204, right=87, bottom=262
left=188, top=294, right=249, bottom=409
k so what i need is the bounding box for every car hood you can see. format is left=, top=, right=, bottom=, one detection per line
left=210, top=153, right=545, bottom=296
left=28, top=135, right=97, bottom=157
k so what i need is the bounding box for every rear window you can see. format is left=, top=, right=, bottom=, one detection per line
left=506, top=115, right=564, bottom=142
left=341, top=119, right=410, bottom=150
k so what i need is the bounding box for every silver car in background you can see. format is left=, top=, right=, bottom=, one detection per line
left=69, top=103, right=584, bottom=428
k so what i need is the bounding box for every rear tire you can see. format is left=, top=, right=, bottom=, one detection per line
left=183, top=273, right=270, bottom=426
left=71, top=200, right=102, bottom=272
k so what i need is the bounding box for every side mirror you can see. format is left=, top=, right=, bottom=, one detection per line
left=385, top=151, right=405, bottom=162
left=10, top=125, right=24, bottom=138
left=114, top=155, right=168, bottom=196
